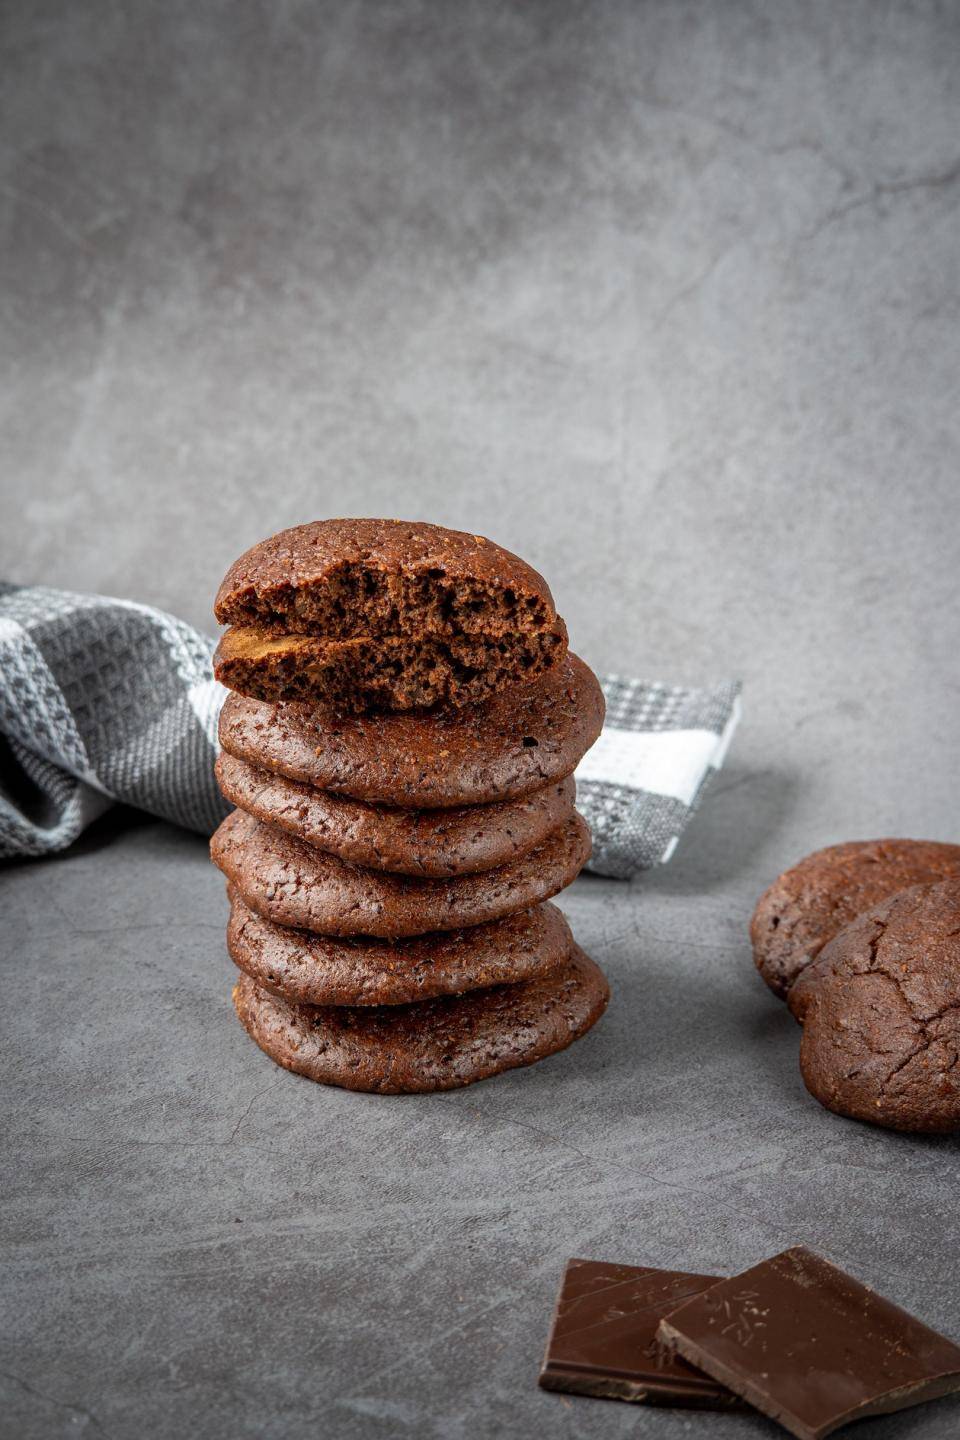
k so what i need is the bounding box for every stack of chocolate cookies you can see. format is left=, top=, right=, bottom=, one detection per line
left=209, top=519, right=609, bottom=1093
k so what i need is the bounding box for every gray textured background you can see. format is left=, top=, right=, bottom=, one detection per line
left=2, top=2, right=960, bottom=1437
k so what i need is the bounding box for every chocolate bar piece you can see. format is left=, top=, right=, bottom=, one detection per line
left=538, top=1258, right=743, bottom=1407
left=658, top=1245, right=960, bottom=1440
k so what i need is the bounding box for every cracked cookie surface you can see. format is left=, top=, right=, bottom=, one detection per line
left=211, top=807, right=592, bottom=938
left=226, top=890, right=573, bottom=1005
left=789, top=878, right=960, bottom=1133
left=751, top=839, right=960, bottom=999
left=215, top=752, right=575, bottom=877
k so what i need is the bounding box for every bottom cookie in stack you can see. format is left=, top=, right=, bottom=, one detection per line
left=209, top=779, right=607, bottom=1092
left=210, top=809, right=609, bottom=1091
left=232, top=945, right=609, bottom=1094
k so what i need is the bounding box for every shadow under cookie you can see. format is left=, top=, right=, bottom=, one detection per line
left=232, top=945, right=610, bottom=1093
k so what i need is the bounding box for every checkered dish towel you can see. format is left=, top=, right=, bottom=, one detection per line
left=0, top=584, right=741, bottom=879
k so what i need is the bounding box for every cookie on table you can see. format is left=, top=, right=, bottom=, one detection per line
left=210, top=808, right=591, bottom=939
left=789, top=878, right=960, bottom=1133
left=213, top=519, right=568, bottom=710
left=213, top=622, right=568, bottom=711
left=215, top=518, right=558, bottom=638
left=751, top=839, right=960, bottom=999
left=215, top=754, right=575, bottom=877
left=227, top=891, right=573, bottom=1005
left=217, top=652, right=604, bottom=808
left=231, top=944, right=609, bottom=1092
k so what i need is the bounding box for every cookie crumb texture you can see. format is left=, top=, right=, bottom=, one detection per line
left=213, top=519, right=568, bottom=711
left=231, top=944, right=609, bottom=1093
left=751, top=838, right=960, bottom=999
left=214, top=518, right=558, bottom=638
left=213, top=619, right=568, bottom=711
left=210, top=807, right=592, bottom=938
left=790, top=878, right=960, bottom=1133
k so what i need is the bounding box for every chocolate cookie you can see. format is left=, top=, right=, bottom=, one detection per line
left=213, top=619, right=568, bottom=713
left=215, top=518, right=558, bottom=639
left=218, top=653, right=604, bottom=808
left=231, top=944, right=609, bottom=1092
left=789, top=879, right=960, bottom=1133
left=751, top=839, right=960, bottom=999
left=227, top=890, right=573, bottom=1005
left=210, top=808, right=592, bottom=938
left=215, top=752, right=575, bottom=877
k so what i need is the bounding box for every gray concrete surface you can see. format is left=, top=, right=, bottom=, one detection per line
left=2, top=2, right=960, bottom=1437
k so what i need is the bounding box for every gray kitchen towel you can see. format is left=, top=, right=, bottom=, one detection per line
left=0, top=583, right=740, bottom=877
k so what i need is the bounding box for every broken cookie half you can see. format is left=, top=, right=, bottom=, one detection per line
left=213, top=518, right=568, bottom=710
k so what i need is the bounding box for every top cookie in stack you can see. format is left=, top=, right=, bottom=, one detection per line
left=213, top=518, right=569, bottom=711
left=210, top=519, right=609, bottom=1093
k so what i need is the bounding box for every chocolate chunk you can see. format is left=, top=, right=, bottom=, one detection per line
left=539, top=1259, right=742, bottom=1407
left=657, top=1246, right=960, bottom=1440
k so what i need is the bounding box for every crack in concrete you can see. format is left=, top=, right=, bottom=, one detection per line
left=652, top=242, right=740, bottom=331
left=226, top=1075, right=286, bottom=1143
left=803, top=157, right=960, bottom=242
left=0, top=1369, right=111, bottom=1438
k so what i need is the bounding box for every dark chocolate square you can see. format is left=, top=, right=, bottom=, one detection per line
left=539, top=1258, right=742, bottom=1407
left=658, top=1245, right=960, bottom=1440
